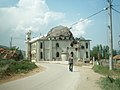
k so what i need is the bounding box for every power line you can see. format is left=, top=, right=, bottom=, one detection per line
left=47, top=8, right=108, bottom=34
left=70, top=8, right=107, bottom=27
left=112, top=7, right=120, bottom=15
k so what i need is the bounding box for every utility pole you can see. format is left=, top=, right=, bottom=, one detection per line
left=10, top=37, right=12, bottom=48
left=107, top=0, right=113, bottom=70
left=118, top=35, right=120, bottom=48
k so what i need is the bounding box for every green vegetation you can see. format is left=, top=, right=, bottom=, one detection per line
left=90, top=44, right=118, bottom=60
left=91, top=44, right=120, bottom=90
left=0, top=45, right=38, bottom=79
left=93, top=65, right=120, bottom=90
left=0, top=59, right=38, bottom=78
left=93, top=65, right=110, bottom=75
left=99, top=76, right=120, bottom=90
left=93, top=65, right=120, bottom=77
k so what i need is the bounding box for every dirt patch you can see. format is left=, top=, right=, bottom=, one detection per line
left=0, top=66, right=45, bottom=84
left=77, top=65, right=103, bottom=90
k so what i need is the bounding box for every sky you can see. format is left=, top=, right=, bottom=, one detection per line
left=0, top=0, right=120, bottom=50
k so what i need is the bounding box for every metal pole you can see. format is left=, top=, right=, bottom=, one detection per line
left=10, top=37, right=12, bottom=48
left=108, top=0, right=113, bottom=70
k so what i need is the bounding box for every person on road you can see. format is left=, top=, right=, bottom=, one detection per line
left=68, top=53, right=73, bottom=72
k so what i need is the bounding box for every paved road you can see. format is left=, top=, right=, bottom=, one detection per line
left=0, top=63, right=80, bottom=90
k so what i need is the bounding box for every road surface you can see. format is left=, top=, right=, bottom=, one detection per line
left=0, top=63, right=80, bottom=90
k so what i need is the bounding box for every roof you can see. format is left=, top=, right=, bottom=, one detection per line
left=75, top=37, right=91, bottom=41
left=29, top=25, right=91, bottom=42
left=46, top=25, right=73, bottom=39
left=30, top=36, right=45, bottom=43
left=113, top=55, right=120, bottom=60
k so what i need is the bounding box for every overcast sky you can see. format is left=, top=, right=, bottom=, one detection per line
left=0, top=0, right=120, bottom=50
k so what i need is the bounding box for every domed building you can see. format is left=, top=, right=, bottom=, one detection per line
left=25, top=25, right=91, bottom=63
left=46, top=25, right=73, bottom=39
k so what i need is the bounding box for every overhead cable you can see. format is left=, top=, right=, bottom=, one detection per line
left=70, top=8, right=107, bottom=27
left=112, top=8, right=120, bottom=15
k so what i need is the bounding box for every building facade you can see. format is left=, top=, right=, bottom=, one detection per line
left=25, top=25, right=91, bottom=62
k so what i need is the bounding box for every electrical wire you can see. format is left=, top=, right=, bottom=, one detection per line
left=69, top=8, right=107, bottom=27
left=48, top=7, right=108, bottom=34
left=112, top=7, right=120, bottom=15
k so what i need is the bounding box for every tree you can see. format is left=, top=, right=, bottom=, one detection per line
left=118, top=50, right=120, bottom=54
left=113, top=49, right=117, bottom=56
left=90, top=45, right=100, bottom=60
left=90, top=45, right=109, bottom=60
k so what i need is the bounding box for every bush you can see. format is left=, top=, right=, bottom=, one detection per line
left=0, top=59, right=38, bottom=78
left=114, top=78, right=120, bottom=90
left=93, top=65, right=120, bottom=90
left=93, top=65, right=120, bottom=76
left=99, top=77, right=120, bottom=90
left=0, top=59, right=15, bottom=67
left=6, top=60, right=38, bottom=73
left=92, top=65, right=111, bottom=76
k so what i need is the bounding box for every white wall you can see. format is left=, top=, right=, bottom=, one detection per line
left=30, top=39, right=91, bottom=62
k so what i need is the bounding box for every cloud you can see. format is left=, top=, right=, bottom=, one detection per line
left=71, top=18, right=93, bottom=37
left=0, top=0, right=65, bottom=49
left=0, top=0, right=93, bottom=49
left=0, top=0, right=65, bottom=36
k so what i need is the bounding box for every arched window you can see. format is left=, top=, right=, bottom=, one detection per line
left=56, top=52, right=59, bottom=57
left=86, top=51, right=88, bottom=58
left=70, top=52, right=74, bottom=57
left=40, top=42, right=42, bottom=49
left=40, top=52, right=43, bottom=59
left=86, top=43, right=88, bottom=49
left=56, top=43, right=59, bottom=48
left=70, top=43, right=73, bottom=47
left=81, top=45, right=85, bottom=49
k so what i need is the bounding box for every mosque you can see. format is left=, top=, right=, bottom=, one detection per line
left=25, top=25, right=91, bottom=62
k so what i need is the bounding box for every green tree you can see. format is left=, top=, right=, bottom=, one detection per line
left=118, top=50, right=120, bottom=54
left=113, top=50, right=117, bottom=56
left=90, top=45, right=100, bottom=60
left=91, top=45, right=109, bottom=60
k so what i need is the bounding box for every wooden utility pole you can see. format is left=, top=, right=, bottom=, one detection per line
left=108, top=0, right=113, bottom=70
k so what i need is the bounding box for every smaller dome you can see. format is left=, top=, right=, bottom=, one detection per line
left=79, top=36, right=85, bottom=40
left=46, top=25, right=73, bottom=39
left=75, top=36, right=85, bottom=40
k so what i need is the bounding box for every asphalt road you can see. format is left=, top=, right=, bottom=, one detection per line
left=0, top=63, right=80, bottom=90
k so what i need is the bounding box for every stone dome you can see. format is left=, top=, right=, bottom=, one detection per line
left=46, top=25, right=73, bottom=39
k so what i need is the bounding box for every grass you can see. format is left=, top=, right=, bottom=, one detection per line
left=93, top=65, right=120, bottom=77
left=0, top=59, right=38, bottom=78
left=99, top=76, right=120, bottom=90
left=93, top=64, right=120, bottom=90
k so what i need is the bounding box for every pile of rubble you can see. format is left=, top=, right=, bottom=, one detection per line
left=0, top=48, right=20, bottom=60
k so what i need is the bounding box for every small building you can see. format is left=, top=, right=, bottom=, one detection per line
left=25, top=25, right=91, bottom=62
left=113, top=55, right=120, bottom=60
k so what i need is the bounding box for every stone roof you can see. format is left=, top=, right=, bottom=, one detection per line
left=46, top=25, right=73, bottom=39
left=113, top=55, right=120, bottom=60
left=29, top=25, right=91, bottom=42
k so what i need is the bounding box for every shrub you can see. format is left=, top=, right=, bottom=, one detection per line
left=113, top=78, right=120, bottom=90
left=0, top=59, right=38, bottom=78
left=93, top=65, right=120, bottom=76
left=93, top=65, right=120, bottom=90
left=6, top=60, right=38, bottom=73
left=0, top=59, right=15, bottom=67
left=99, top=77, right=120, bottom=90
left=92, top=65, right=111, bottom=76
